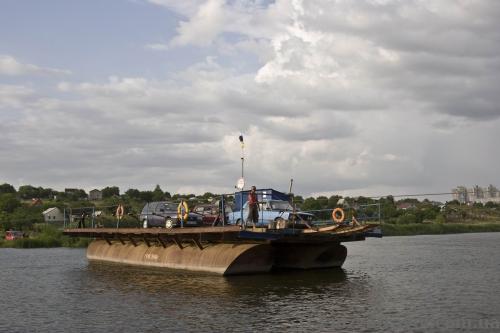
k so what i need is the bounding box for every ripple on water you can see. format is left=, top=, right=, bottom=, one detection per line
left=1, top=234, right=500, bottom=332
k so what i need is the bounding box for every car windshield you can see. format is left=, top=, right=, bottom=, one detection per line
left=163, top=203, right=177, bottom=211
left=269, top=201, right=292, bottom=211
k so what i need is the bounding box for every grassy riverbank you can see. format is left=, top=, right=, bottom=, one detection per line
left=0, top=236, right=91, bottom=249
left=0, top=226, right=91, bottom=248
left=381, top=222, right=500, bottom=236
left=2, top=222, right=500, bottom=248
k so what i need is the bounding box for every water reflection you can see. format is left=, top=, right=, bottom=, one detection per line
left=225, top=268, right=348, bottom=295
left=86, top=261, right=355, bottom=299
left=84, top=261, right=376, bottom=330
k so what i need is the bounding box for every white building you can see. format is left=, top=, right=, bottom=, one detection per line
left=42, top=207, right=65, bottom=223
left=452, top=186, right=469, bottom=203
left=452, top=185, right=500, bottom=204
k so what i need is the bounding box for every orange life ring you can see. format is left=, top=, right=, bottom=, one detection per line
left=332, top=208, right=345, bottom=223
left=177, top=201, right=189, bottom=221
left=116, top=204, right=124, bottom=219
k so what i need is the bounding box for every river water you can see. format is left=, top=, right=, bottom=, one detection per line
left=1, top=233, right=499, bottom=332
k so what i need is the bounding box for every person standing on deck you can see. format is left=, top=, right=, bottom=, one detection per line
left=78, top=212, right=86, bottom=228
left=247, top=186, right=259, bottom=226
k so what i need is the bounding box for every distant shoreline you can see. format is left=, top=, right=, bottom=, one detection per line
left=0, top=234, right=90, bottom=249
left=381, top=222, right=500, bottom=236
left=2, top=223, right=500, bottom=248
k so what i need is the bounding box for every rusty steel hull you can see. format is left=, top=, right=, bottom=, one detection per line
left=65, top=226, right=373, bottom=275
left=87, top=240, right=274, bottom=275
left=86, top=239, right=347, bottom=275
left=272, top=243, right=347, bottom=269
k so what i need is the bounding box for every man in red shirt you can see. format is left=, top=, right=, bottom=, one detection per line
left=247, top=186, right=259, bottom=226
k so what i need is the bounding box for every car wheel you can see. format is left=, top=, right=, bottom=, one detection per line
left=275, top=217, right=286, bottom=229
left=165, top=218, right=174, bottom=229
left=143, top=220, right=148, bottom=228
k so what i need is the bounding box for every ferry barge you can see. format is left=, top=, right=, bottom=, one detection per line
left=63, top=222, right=376, bottom=275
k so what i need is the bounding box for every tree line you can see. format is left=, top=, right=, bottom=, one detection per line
left=1, top=182, right=499, bottom=232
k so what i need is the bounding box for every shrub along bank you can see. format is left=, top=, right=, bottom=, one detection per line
left=0, top=225, right=91, bottom=248
left=381, top=222, right=500, bottom=236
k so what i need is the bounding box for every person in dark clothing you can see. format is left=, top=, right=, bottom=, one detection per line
left=247, top=186, right=259, bottom=226
left=78, top=212, right=86, bottom=228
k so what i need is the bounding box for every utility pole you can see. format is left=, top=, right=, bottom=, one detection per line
left=239, top=134, right=244, bottom=180
left=238, top=134, right=245, bottom=227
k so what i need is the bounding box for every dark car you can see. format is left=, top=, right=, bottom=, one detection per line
left=192, top=203, right=233, bottom=226
left=140, top=201, right=203, bottom=228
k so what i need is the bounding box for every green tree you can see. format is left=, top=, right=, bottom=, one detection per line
left=473, top=202, right=484, bottom=208
left=397, top=213, right=418, bottom=224
left=39, top=187, right=56, bottom=199
left=0, top=183, right=16, bottom=195
left=18, top=185, right=39, bottom=199
left=317, top=196, right=329, bottom=208
left=8, top=205, right=44, bottom=229
left=152, top=185, right=164, bottom=201
left=355, top=196, right=375, bottom=205
left=328, top=195, right=342, bottom=208
left=71, top=189, right=87, bottom=201
left=293, top=195, right=304, bottom=204
left=380, top=196, right=398, bottom=220
left=139, top=191, right=154, bottom=202
left=419, top=203, right=440, bottom=220
left=301, top=197, right=321, bottom=211
left=485, top=201, right=499, bottom=209
left=0, top=194, right=21, bottom=213
left=102, top=186, right=120, bottom=198
left=58, top=189, right=87, bottom=201
left=0, top=211, right=13, bottom=230
left=125, top=188, right=141, bottom=200
left=385, top=195, right=395, bottom=205
left=435, top=213, right=446, bottom=224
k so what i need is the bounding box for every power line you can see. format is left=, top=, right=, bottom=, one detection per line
left=369, top=190, right=492, bottom=199
left=369, top=192, right=455, bottom=199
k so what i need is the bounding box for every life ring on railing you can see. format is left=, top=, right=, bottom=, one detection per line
left=177, top=201, right=189, bottom=221
left=332, top=208, right=345, bottom=223
left=116, top=204, right=124, bottom=219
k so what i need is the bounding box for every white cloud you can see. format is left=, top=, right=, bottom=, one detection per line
left=0, top=84, right=35, bottom=108
left=145, top=43, right=170, bottom=51
left=58, top=77, right=149, bottom=96
left=154, top=0, right=500, bottom=120
left=0, top=55, right=71, bottom=76
left=170, top=0, right=225, bottom=47
left=2, top=0, right=500, bottom=197
left=147, top=0, right=205, bottom=16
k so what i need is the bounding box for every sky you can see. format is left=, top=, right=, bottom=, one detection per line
left=1, top=0, right=499, bottom=199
